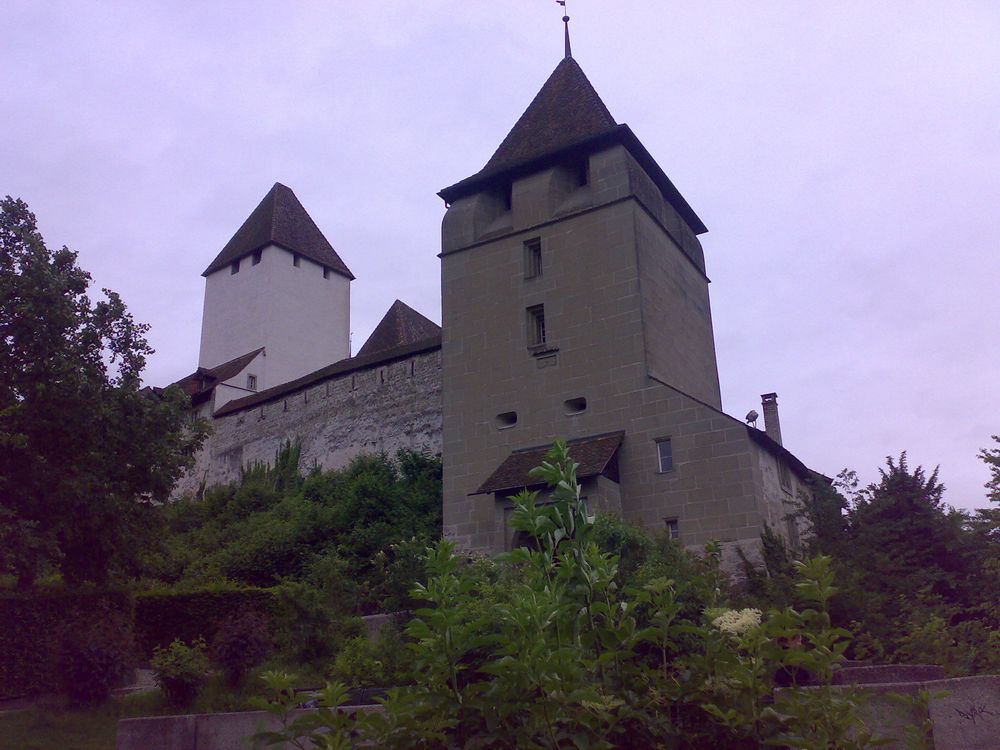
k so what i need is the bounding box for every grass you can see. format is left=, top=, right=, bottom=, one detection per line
left=0, top=673, right=304, bottom=750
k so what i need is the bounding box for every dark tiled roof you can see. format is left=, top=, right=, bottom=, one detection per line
left=475, top=431, right=624, bottom=495
left=357, top=300, right=441, bottom=359
left=213, top=334, right=441, bottom=417
left=438, top=59, right=707, bottom=235
left=480, top=57, right=616, bottom=177
left=173, top=348, right=265, bottom=402
left=203, top=183, right=354, bottom=279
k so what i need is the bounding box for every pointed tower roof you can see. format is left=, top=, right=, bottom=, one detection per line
left=439, top=58, right=707, bottom=235
left=356, top=300, right=441, bottom=359
left=203, top=183, right=355, bottom=279
left=480, top=57, right=616, bottom=177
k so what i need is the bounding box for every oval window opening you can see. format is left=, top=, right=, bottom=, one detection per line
left=495, top=411, right=518, bottom=430
left=564, top=397, right=587, bottom=415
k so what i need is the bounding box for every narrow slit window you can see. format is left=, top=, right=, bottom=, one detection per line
left=252, top=249, right=262, bottom=266
left=527, top=305, right=546, bottom=347
left=524, top=238, right=542, bottom=279
left=495, top=411, right=517, bottom=430
left=323, top=267, right=331, bottom=279
left=293, top=253, right=301, bottom=267
left=231, top=259, right=240, bottom=274
left=656, top=438, right=673, bottom=473
left=246, top=374, right=257, bottom=391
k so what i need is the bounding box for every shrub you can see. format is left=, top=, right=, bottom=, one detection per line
left=152, top=639, right=209, bottom=707
left=210, top=610, right=271, bottom=686
left=270, top=581, right=362, bottom=666
left=134, top=587, right=275, bottom=658
left=57, top=601, right=135, bottom=705
left=329, top=625, right=410, bottom=689
left=0, top=590, right=133, bottom=700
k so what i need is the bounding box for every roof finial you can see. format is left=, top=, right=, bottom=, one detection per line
left=557, top=0, right=572, bottom=58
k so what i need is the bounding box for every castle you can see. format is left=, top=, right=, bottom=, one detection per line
left=173, top=49, right=820, bottom=563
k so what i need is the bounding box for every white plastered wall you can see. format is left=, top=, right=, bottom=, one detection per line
left=198, top=244, right=351, bottom=392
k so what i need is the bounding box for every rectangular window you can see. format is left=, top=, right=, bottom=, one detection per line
left=230, top=259, right=240, bottom=274
left=246, top=374, right=257, bottom=391
left=323, top=267, right=331, bottom=279
left=779, top=462, right=792, bottom=492
left=664, top=518, right=680, bottom=540
left=527, top=305, right=546, bottom=347
left=293, top=253, right=301, bottom=267
left=524, top=238, right=542, bottom=279
left=252, top=249, right=262, bottom=266
left=656, top=438, right=673, bottom=472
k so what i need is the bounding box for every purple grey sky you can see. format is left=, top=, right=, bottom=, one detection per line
left=3, top=2, right=998, bottom=509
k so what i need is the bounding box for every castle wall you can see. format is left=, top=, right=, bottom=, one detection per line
left=175, top=347, right=441, bottom=498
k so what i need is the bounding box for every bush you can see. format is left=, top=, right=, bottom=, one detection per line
left=0, top=590, right=133, bottom=700
left=134, top=587, right=275, bottom=658
left=211, top=610, right=271, bottom=686
left=152, top=639, right=209, bottom=707
left=57, top=601, right=135, bottom=705
left=329, top=625, right=410, bottom=689
left=270, top=581, right=363, bottom=666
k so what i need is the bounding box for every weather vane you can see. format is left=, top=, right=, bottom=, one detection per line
left=556, top=0, right=572, bottom=58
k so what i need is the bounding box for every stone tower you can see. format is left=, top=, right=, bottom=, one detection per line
left=198, top=183, right=354, bottom=393
left=438, top=55, right=799, bottom=556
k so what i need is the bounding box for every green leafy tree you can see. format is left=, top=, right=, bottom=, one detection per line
left=980, top=435, right=1000, bottom=505
left=0, top=196, right=207, bottom=588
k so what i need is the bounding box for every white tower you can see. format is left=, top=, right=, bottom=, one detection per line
left=198, top=183, right=353, bottom=393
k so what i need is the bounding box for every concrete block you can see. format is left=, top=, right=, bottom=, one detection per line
left=116, top=714, right=196, bottom=750
left=929, top=675, right=1000, bottom=750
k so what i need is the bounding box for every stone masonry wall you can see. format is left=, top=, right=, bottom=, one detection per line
left=174, top=348, right=442, bottom=497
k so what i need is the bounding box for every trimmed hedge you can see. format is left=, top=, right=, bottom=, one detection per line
left=134, top=588, right=276, bottom=659
left=0, top=591, right=133, bottom=700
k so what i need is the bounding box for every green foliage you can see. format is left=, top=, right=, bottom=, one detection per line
left=329, top=625, right=411, bottom=689
left=134, top=586, right=275, bottom=659
left=150, top=448, right=442, bottom=613
left=981, top=435, right=1000, bottom=506
left=210, top=610, right=271, bottom=687
left=0, top=590, right=133, bottom=700
left=269, top=580, right=363, bottom=666
left=56, top=601, right=135, bottom=706
left=790, top=451, right=1000, bottom=676
left=151, top=638, right=209, bottom=708
left=0, top=197, right=207, bottom=589
left=256, top=440, right=889, bottom=749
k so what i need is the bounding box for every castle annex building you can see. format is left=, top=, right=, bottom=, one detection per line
left=175, top=51, right=820, bottom=560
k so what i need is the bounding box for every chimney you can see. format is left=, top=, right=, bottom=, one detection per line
left=760, top=392, right=783, bottom=446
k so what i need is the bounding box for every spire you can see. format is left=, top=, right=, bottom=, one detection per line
left=478, top=57, right=615, bottom=177
left=558, top=0, right=572, bottom=58
left=203, top=182, right=354, bottom=279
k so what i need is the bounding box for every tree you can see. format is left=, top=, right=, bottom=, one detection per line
left=0, top=196, right=206, bottom=588
left=980, top=435, right=1000, bottom=505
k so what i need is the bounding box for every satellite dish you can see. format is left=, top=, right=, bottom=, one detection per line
left=745, top=409, right=759, bottom=427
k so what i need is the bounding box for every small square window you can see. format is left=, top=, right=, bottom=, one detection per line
left=656, top=438, right=673, bottom=472
left=527, top=305, right=546, bottom=347
left=293, top=253, right=301, bottom=267
left=524, top=238, right=542, bottom=279
left=230, top=259, right=240, bottom=274
left=664, top=518, right=680, bottom=541
left=252, top=249, right=262, bottom=266
left=246, top=374, right=257, bottom=391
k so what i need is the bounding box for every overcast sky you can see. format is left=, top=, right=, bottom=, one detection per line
left=3, top=1, right=998, bottom=509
